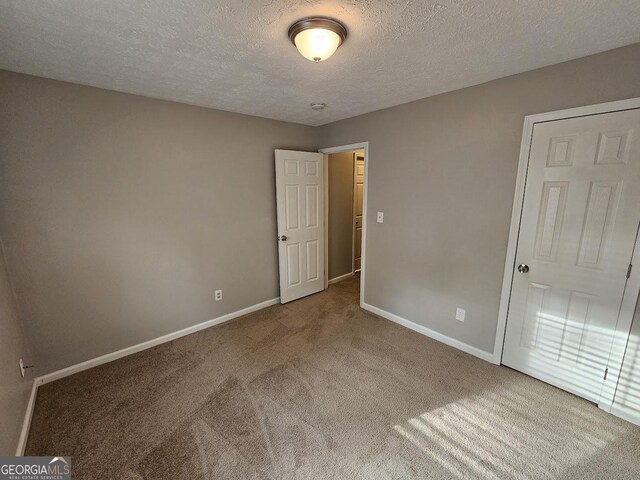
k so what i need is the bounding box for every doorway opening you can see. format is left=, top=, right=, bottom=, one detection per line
left=274, top=143, right=368, bottom=306
left=320, top=143, right=369, bottom=307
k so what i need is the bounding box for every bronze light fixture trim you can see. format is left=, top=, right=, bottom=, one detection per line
left=288, top=17, right=348, bottom=63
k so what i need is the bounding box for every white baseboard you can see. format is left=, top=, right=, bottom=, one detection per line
left=36, top=297, right=280, bottom=387
left=15, top=380, right=38, bottom=456
left=362, top=302, right=494, bottom=363
left=608, top=405, right=640, bottom=427
left=15, top=296, right=280, bottom=455
left=16, top=292, right=640, bottom=451
left=328, top=272, right=353, bottom=285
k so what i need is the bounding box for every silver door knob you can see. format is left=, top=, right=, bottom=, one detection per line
left=279, top=235, right=288, bottom=241
left=517, top=264, right=529, bottom=273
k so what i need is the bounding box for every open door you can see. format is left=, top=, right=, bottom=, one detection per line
left=275, top=149, right=325, bottom=303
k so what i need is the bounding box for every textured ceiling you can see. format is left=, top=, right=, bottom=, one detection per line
left=1, top=1, right=639, bottom=126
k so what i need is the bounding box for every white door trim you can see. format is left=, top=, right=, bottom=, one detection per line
left=352, top=152, right=357, bottom=274
left=494, top=97, right=640, bottom=366
left=319, top=142, right=369, bottom=308
left=599, top=221, right=640, bottom=416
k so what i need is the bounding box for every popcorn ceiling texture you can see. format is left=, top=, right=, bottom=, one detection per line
left=0, top=0, right=639, bottom=126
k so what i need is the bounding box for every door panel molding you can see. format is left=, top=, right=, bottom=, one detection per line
left=494, top=97, right=640, bottom=416
left=495, top=97, right=640, bottom=364
left=275, top=149, right=325, bottom=303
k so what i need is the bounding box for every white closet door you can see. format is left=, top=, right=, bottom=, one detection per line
left=503, top=108, right=640, bottom=403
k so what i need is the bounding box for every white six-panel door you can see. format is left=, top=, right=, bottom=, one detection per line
left=275, top=150, right=325, bottom=303
left=502, top=108, right=640, bottom=403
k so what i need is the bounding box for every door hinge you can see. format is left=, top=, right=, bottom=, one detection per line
left=627, top=263, right=633, bottom=279
left=603, top=367, right=609, bottom=380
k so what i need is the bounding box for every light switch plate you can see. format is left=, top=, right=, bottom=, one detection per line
left=377, top=212, right=384, bottom=223
left=456, top=308, right=466, bottom=322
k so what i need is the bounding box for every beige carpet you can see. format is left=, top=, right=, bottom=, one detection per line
left=26, top=277, right=640, bottom=479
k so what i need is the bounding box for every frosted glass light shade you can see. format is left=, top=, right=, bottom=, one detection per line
left=288, top=18, right=347, bottom=63
left=294, top=28, right=341, bottom=62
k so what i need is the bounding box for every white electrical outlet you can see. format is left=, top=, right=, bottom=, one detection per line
left=455, top=308, right=466, bottom=322
left=377, top=211, right=384, bottom=223
left=215, top=290, right=223, bottom=301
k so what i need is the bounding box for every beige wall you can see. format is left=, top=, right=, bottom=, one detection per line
left=319, top=43, right=640, bottom=355
left=0, top=239, right=32, bottom=455
left=0, top=70, right=319, bottom=374
left=2, top=43, right=640, bottom=384
left=328, top=152, right=354, bottom=279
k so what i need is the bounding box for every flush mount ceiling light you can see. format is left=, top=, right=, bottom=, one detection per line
left=310, top=102, right=326, bottom=110
left=288, top=17, right=347, bottom=63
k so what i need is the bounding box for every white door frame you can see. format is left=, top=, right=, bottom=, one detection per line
left=319, top=142, right=369, bottom=308
left=494, top=97, right=640, bottom=374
